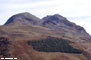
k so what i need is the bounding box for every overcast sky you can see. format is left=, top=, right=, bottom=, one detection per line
left=0, top=0, right=91, bottom=35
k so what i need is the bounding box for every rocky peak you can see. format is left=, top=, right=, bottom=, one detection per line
left=42, top=14, right=85, bottom=31
left=43, top=14, right=67, bottom=22
left=42, top=14, right=91, bottom=42
left=42, top=14, right=74, bottom=27
left=5, top=12, right=41, bottom=25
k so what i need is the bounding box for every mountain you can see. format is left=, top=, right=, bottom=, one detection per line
left=5, top=12, right=41, bottom=25
left=42, top=14, right=91, bottom=42
left=0, top=12, right=91, bottom=60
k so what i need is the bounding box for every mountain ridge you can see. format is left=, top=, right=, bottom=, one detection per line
left=0, top=12, right=91, bottom=60
left=4, top=12, right=91, bottom=42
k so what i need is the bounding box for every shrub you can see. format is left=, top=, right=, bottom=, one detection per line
left=27, top=36, right=82, bottom=54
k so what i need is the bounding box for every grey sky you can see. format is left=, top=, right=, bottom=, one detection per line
left=0, top=0, right=91, bottom=35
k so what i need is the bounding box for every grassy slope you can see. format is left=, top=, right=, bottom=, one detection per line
left=0, top=25, right=91, bottom=60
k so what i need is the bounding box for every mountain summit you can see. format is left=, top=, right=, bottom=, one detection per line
left=42, top=14, right=85, bottom=32
left=5, top=12, right=41, bottom=25
left=42, top=14, right=91, bottom=42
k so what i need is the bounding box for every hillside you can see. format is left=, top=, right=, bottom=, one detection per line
left=0, top=12, right=91, bottom=60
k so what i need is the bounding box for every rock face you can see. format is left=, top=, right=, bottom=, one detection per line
left=0, top=12, right=91, bottom=60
